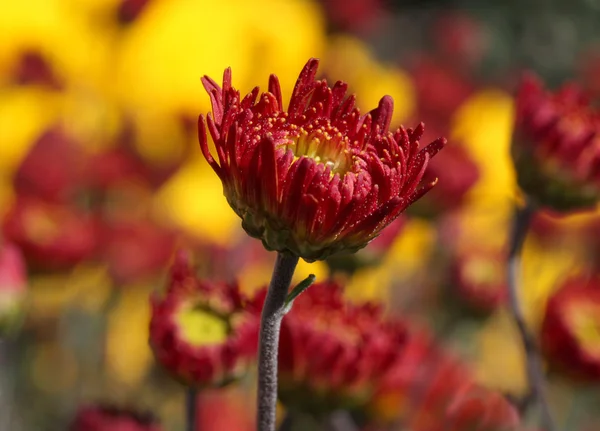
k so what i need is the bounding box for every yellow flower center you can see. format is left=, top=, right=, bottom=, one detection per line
left=567, top=302, right=600, bottom=358
left=282, top=123, right=352, bottom=176
left=462, top=256, right=501, bottom=287
left=176, top=305, right=229, bottom=347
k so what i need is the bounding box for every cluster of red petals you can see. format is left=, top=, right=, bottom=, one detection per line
left=541, top=277, right=600, bottom=382
left=514, top=74, right=600, bottom=208
left=70, top=405, right=162, bottom=431
left=370, top=330, right=520, bottom=431
left=275, top=281, right=407, bottom=413
left=149, top=252, right=259, bottom=387
left=451, top=248, right=507, bottom=314
left=199, top=58, right=445, bottom=261
left=2, top=197, right=98, bottom=271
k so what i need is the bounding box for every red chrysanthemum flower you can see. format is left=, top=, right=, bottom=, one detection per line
left=451, top=248, right=507, bottom=315
left=541, top=277, right=600, bottom=382
left=513, top=73, right=600, bottom=211
left=149, top=252, right=260, bottom=387
left=273, top=281, right=407, bottom=415
left=99, top=218, right=176, bottom=285
left=199, top=58, right=446, bottom=261
left=2, top=197, right=98, bottom=271
left=70, top=405, right=162, bottom=431
left=14, top=126, right=87, bottom=204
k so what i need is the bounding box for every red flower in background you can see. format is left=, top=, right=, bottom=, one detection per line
left=369, top=329, right=520, bottom=431
left=99, top=218, right=176, bottom=285
left=320, top=0, right=383, bottom=34
left=149, top=252, right=260, bottom=387
left=410, top=57, right=476, bottom=125
left=513, top=73, right=600, bottom=211
left=117, top=0, right=152, bottom=24
left=275, top=281, right=407, bottom=415
left=70, top=405, right=162, bottom=431
left=14, top=126, right=88, bottom=203
left=3, top=197, right=98, bottom=271
left=541, top=277, right=600, bottom=382
left=12, top=49, right=63, bottom=89
left=199, top=58, right=445, bottom=261
left=410, top=134, right=479, bottom=217
left=451, top=248, right=507, bottom=314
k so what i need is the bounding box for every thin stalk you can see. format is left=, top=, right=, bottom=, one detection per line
left=507, top=200, right=556, bottom=431
left=186, top=387, right=197, bottom=431
left=257, top=253, right=299, bottom=431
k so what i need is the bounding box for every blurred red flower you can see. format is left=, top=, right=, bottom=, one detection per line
left=199, top=58, right=445, bottom=261
left=70, top=405, right=162, bottom=431
left=451, top=248, right=507, bottom=314
left=149, top=252, right=260, bottom=387
left=513, top=73, right=600, bottom=211
left=2, top=197, right=98, bottom=271
left=99, top=218, right=176, bottom=285
left=541, top=277, right=600, bottom=382
left=274, top=281, right=407, bottom=415
left=12, top=49, right=63, bottom=89
left=370, top=329, right=520, bottom=431
left=14, top=126, right=88, bottom=204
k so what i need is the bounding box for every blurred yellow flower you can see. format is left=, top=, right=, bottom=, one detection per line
left=116, top=0, right=325, bottom=132
left=0, top=0, right=114, bottom=91
left=154, top=158, right=240, bottom=244
left=106, top=285, right=153, bottom=387
left=324, top=35, right=415, bottom=127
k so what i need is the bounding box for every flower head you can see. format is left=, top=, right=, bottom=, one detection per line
left=273, top=281, right=407, bottom=415
left=70, top=405, right=162, bottom=431
left=541, top=277, right=600, bottom=382
left=99, top=218, right=176, bottom=285
left=199, top=58, right=445, bottom=261
left=149, top=252, right=259, bottom=387
left=513, top=73, right=600, bottom=211
left=451, top=248, right=507, bottom=315
left=2, top=197, right=98, bottom=271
